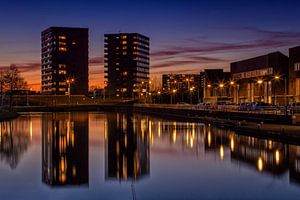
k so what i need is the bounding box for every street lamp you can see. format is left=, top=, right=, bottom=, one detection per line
left=171, top=89, right=176, bottom=104
left=273, top=75, right=287, bottom=106
left=257, top=79, right=263, bottom=102
left=219, top=83, right=224, bottom=98
left=66, top=78, right=75, bottom=104
left=189, top=87, right=194, bottom=104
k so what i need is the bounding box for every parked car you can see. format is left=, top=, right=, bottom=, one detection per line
left=197, top=102, right=211, bottom=109
left=289, top=102, right=300, bottom=113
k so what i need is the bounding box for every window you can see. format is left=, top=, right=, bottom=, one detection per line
left=122, top=41, right=127, bottom=45
left=59, top=36, right=66, bottom=40
left=59, top=64, right=66, bottom=69
left=59, top=47, right=67, bottom=52
left=59, top=70, right=66, bottom=75
left=122, top=46, right=127, bottom=50
left=122, top=35, right=127, bottom=39
left=295, top=63, right=300, bottom=71
left=123, top=51, right=127, bottom=55
left=59, top=42, right=66, bottom=45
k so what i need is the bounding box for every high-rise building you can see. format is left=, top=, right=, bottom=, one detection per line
left=41, top=27, right=89, bottom=95
left=104, top=33, right=150, bottom=98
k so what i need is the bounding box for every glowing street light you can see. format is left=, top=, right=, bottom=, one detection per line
left=230, top=81, right=234, bottom=85
left=207, top=84, right=212, bottom=88
left=257, top=80, right=263, bottom=84
left=274, top=75, right=280, bottom=80
left=219, top=83, right=224, bottom=88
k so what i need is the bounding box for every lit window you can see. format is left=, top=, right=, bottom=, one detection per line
left=59, top=70, right=66, bottom=75
left=59, top=47, right=67, bottom=52
left=122, top=46, right=127, bottom=50
left=72, top=42, right=76, bottom=45
left=59, top=42, right=66, bottom=45
left=59, top=82, right=67, bottom=85
left=59, top=64, right=66, bottom=68
left=59, top=88, right=66, bottom=91
left=123, top=71, right=127, bottom=76
left=295, top=63, right=300, bottom=71
left=123, top=52, right=127, bottom=55
left=122, top=41, right=127, bottom=45
left=59, top=36, right=66, bottom=40
left=122, top=35, right=127, bottom=39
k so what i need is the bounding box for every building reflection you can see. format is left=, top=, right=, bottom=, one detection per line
left=105, top=112, right=150, bottom=182
left=0, top=116, right=32, bottom=169
left=139, top=116, right=300, bottom=187
left=42, top=112, right=89, bottom=187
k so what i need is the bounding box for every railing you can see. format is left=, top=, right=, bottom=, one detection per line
left=135, top=104, right=290, bottom=116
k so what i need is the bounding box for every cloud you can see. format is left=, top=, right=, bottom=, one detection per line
left=89, top=56, right=104, bottom=66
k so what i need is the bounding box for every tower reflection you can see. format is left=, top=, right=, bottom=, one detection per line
left=42, top=112, right=89, bottom=187
left=105, top=112, right=150, bottom=182
left=0, top=116, right=32, bottom=169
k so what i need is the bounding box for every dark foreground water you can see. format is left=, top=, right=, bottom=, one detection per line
left=0, top=112, right=300, bottom=200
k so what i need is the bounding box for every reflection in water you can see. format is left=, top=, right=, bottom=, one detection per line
left=138, top=116, right=300, bottom=187
left=42, top=112, right=89, bottom=186
left=105, top=112, right=150, bottom=182
left=0, top=116, right=32, bottom=169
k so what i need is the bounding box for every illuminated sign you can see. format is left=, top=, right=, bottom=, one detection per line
left=232, top=68, right=273, bottom=80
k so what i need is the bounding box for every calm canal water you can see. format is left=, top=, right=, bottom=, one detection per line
left=0, top=112, right=300, bottom=200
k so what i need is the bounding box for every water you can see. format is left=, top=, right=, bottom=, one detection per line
left=0, top=112, right=300, bottom=200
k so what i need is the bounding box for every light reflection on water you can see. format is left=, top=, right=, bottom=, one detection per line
left=0, top=112, right=300, bottom=199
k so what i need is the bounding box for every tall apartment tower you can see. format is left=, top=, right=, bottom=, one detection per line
left=104, top=33, right=150, bottom=98
left=41, top=27, right=89, bottom=95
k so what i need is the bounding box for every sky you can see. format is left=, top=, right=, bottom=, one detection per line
left=1, top=0, right=300, bottom=91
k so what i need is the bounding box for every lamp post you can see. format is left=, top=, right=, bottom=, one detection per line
left=219, top=83, right=224, bottom=100
left=189, top=87, right=194, bottom=104
left=171, top=89, right=176, bottom=104
left=67, top=78, right=74, bottom=104
left=257, top=79, right=263, bottom=102
left=230, top=81, right=234, bottom=103
left=157, top=91, right=161, bottom=104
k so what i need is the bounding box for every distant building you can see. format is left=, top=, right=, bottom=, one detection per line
left=230, top=52, right=289, bottom=104
left=162, top=74, right=201, bottom=92
left=41, top=27, right=89, bottom=95
left=200, top=69, right=231, bottom=103
left=104, top=33, right=150, bottom=99
left=161, top=74, right=201, bottom=103
left=289, top=46, right=300, bottom=102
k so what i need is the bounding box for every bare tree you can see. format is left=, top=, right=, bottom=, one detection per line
left=3, top=65, right=27, bottom=110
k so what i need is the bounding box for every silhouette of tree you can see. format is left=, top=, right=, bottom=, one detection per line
left=3, top=65, right=27, bottom=109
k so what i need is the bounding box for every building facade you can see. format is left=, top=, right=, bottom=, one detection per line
left=289, top=46, right=300, bottom=102
left=41, top=27, right=89, bottom=95
left=230, top=52, right=289, bottom=104
left=104, top=33, right=150, bottom=99
left=200, top=69, right=231, bottom=103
